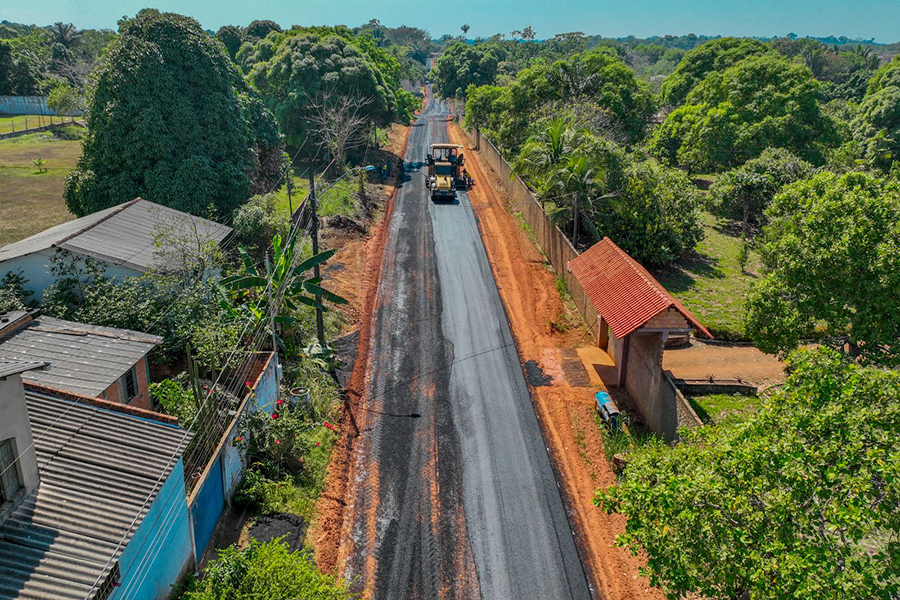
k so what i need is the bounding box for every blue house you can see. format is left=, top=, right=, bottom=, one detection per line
left=0, top=371, right=195, bottom=600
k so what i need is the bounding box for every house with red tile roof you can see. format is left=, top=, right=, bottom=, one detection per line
left=568, top=237, right=710, bottom=439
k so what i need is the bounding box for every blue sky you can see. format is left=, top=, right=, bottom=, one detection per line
left=5, top=0, right=899, bottom=43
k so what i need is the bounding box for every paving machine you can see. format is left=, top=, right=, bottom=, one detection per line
left=426, top=143, right=470, bottom=201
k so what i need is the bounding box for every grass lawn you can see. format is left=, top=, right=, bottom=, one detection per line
left=687, top=393, right=757, bottom=425
left=271, top=168, right=362, bottom=220
left=652, top=211, right=762, bottom=340
left=0, top=114, right=78, bottom=135
left=0, top=128, right=83, bottom=246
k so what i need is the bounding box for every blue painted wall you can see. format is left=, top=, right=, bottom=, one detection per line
left=190, top=353, right=280, bottom=561
left=190, top=457, right=225, bottom=563
left=113, top=459, right=193, bottom=600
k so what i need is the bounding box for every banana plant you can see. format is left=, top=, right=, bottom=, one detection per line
left=220, top=228, right=347, bottom=352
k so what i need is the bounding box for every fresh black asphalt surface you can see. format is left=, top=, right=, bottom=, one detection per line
left=345, top=94, right=592, bottom=600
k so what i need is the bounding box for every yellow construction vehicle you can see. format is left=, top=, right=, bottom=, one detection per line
left=425, top=143, right=471, bottom=201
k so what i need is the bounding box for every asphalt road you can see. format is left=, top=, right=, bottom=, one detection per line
left=344, top=95, right=592, bottom=600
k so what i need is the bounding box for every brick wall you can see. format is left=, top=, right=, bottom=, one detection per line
left=644, top=307, right=689, bottom=330
left=102, top=355, right=152, bottom=411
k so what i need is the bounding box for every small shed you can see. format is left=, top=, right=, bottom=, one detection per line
left=0, top=312, right=162, bottom=410
left=0, top=198, right=232, bottom=301
left=568, top=238, right=711, bottom=439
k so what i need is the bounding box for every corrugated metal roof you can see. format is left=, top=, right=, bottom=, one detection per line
left=0, top=206, right=124, bottom=263
left=0, top=317, right=162, bottom=397
left=0, top=360, right=47, bottom=379
left=0, top=390, right=191, bottom=600
left=0, top=199, right=232, bottom=272
left=568, top=237, right=712, bottom=339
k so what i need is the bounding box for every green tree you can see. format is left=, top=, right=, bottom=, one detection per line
left=852, top=57, right=900, bottom=171
left=597, top=347, right=900, bottom=600
left=711, top=148, right=814, bottom=230
left=602, top=161, right=704, bottom=265
left=244, top=19, right=282, bottom=42
left=745, top=171, right=900, bottom=365
left=244, top=30, right=407, bottom=147
left=46, top=80, right=83, bottom=115
left=186, top=539, right=353, bottom=599
left=660, top=37, right=772, bottom=107
left=431, top=42, right=502, bottom=98
left=64, top=10, right=284, bottom=218
left=215, top=24, right=244, bottom=59
left=651, top=54, right=838, bottom=171
left=47, top=22, right=80, bottom=49
left=221, top=228, right=347, bottom=353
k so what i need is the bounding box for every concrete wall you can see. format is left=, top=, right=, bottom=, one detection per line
left=188, top=352, right=278, bottom=559
left=0, top=374, right=39, bottom=516
left=0, top=248, right=142, bottom=302
left=113, top=458, right=193, bottom=600
left=624, top=332, right=702, bottom=441
left=103, top=355, right=153, bottom=410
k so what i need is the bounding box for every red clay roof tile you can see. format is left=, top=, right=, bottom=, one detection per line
left=567, top=238, right=712, bottom=340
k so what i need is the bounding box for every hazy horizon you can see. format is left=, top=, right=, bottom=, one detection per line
left=4, top=0, right=899, bottom=44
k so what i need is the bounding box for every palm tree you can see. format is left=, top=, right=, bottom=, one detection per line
left=551, top=153, right=607, bottom=247
left=513, top=117, right=580, bottom=188
left=48, top=22, right=80, bottom=49
left=460, top=24, right=470, bottom=40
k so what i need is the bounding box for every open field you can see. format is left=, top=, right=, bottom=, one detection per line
left=653, top=212, right=762, bottom=340
left=0, top=114, right=79, bottom=135
left=0, top=129, right=81, bottom=246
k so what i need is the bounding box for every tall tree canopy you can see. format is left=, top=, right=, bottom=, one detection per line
left=651, top=54, right=838, bottom=172
left=465, top=47, right=655, bottom=152
left=711, top=148, right=814, bottom=227
left=64, top=10, right=284, bottom=218
left=598, top=347, right=900, bottom=600
left=852, top=56, right=900, bottom=171
left=430, top=42, right=503, bottom=98
left=659, top=37, right=772, bottom=107
left=239, top=26, right=418, bottom=147
left=745, top=171, right=900, bottom=365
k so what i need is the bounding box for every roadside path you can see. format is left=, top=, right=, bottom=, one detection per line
left=339, top=95, right=592, bottom=600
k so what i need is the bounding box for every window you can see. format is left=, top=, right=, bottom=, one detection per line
left=120, top=366, right=139, bottom=402
left=0, top=439, right=23, bottom=504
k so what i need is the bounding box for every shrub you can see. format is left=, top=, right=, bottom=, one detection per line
left=185, top=539, right=354, bottom=600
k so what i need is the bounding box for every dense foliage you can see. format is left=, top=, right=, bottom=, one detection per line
left=41, top=248, right=240, bottom=372
left=466, top=47, right=655, bottom=151
left=597, top=348, right=900, bottom=599
left=852, top=56, right=900, bottom=171
left=185, top=539, right=353, bottom=600
left=659, top=37, right=772, bottom=107
left=64, top=10, right=285, bottom=218
left=430, top=42, right=503, bottom=97
left=651, top=54, right=838, bottom=171
left=711, top=148, right=814, bottom=227
left=511, top=119, right=701, bottom=264
left=238, top=26, right=418, bottom=147
left=745, top=171, right=900, bottom=365
left=0, top=21, right=115, bottom=93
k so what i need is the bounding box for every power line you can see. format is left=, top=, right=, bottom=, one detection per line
left=82, top=216, right=320, bottom=599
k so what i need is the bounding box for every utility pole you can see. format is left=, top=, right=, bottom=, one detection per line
left=308, top=161, right=326, bottom=346
left=286, top=164, right=293, bottom=220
